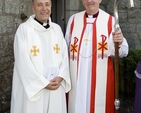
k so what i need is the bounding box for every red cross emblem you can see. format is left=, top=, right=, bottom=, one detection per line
left=70, top=37, right=78, bottom=60
left=98, top=34, right=108, bottom=59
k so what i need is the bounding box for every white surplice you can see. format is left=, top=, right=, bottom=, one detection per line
left=10, top=15, right=71, bottom=113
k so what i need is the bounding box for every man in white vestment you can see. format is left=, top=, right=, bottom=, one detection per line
left=65, top=0, right=128, bottom=113
left=10, top=0, right=71, bottom=113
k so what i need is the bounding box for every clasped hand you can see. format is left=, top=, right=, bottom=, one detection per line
left=45, top=76, right=63, bottom=90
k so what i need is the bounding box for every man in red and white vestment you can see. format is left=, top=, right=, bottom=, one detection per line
left=65, top=0, right=128, bottom=113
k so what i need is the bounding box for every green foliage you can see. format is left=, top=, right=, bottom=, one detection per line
left=121, top=49, right=141, bottom=76
left=119, top=49, right=141, bottom=97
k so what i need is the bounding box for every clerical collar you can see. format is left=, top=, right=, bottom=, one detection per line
left=34, top=18, right=50, bottom=29
left=85, top=11, right=99, bottom=18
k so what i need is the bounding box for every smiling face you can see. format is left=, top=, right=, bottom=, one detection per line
left=32, top=0, right=51, bottom=23
left=82, top=0, right=102, bottom=15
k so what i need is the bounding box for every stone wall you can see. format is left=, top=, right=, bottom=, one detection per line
left=0, top=0, right=141, bottom=112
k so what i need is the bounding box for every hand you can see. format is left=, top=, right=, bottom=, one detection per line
left=45, top=76, right=63, bottom=90
left=112, top=30, right=123, bottom=45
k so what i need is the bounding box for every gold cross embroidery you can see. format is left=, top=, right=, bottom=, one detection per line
left=31, top=46, right=39, bottom=56
left=54, top=44, right=60, bottom=54
left=84, top=37, right=90, bottom=46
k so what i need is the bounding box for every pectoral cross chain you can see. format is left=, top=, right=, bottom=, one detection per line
left=84, top=37, right=90, bottom=46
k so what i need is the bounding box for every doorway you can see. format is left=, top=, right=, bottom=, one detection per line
left=51, top=0, right=65, bottom=34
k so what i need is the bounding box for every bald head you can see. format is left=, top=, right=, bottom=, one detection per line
left=32, top=0, right=52, bottom=23
left=32, top=0, right=51, bottom=3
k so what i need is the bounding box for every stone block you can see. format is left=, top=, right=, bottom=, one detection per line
left=4, top=0, right=20, bottom=14
left=66, top=0, right=84, bottom=10
left=0, top=0, right=3, bottom=14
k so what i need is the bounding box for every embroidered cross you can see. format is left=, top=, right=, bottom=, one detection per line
left=31, top=46, right=39, bottom=56
left=70, top=37, right=78, bottom=60
left=54, top=44, right=60, bottom=54
left=98, top=35, right=108, bottom=59
left=84, top=37, right=90, bottom=46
